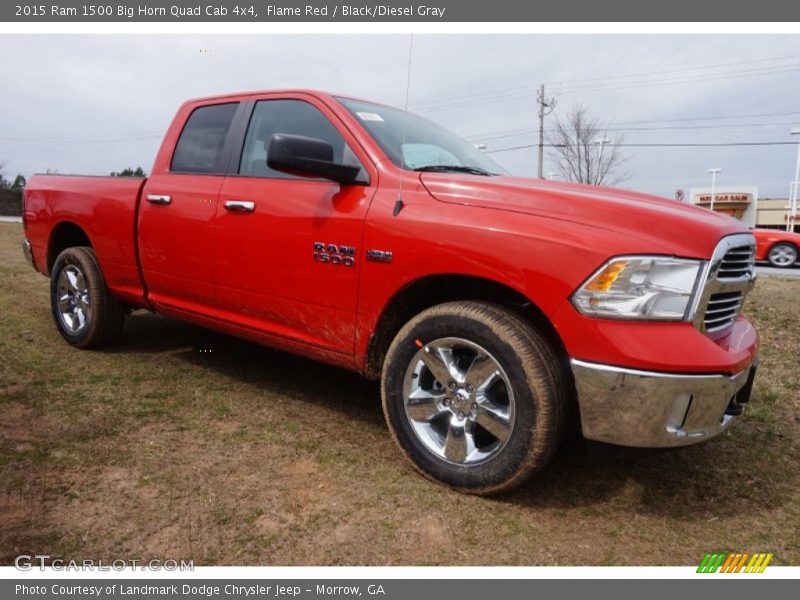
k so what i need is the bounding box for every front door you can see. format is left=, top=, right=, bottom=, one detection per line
left=213, top=95, right=376, bottom=354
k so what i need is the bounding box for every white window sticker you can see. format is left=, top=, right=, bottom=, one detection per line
left=356, top=111, right=385, bottom=122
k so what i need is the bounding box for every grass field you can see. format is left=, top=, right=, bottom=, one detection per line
left=1, top=221, right=799, bottom=566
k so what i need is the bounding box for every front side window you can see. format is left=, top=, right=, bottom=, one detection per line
left=239, top=99, right=362, bottom=179
left=171, top=102, right=238, bottom=174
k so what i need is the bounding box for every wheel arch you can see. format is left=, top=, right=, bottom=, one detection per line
left=770, top=239, right=799, bottom=251
left=363, top=273, right=572, bottom=385
left=47, top=221, right=93, bottom=275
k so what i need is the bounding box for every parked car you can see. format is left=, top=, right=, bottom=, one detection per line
left=754, top=228, right=800, bottom=268
left=22, top=90, right=759, bottom=494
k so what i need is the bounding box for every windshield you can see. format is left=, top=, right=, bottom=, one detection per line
left=337, top=98, right=506, bottom=176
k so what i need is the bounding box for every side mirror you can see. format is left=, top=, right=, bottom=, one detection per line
left=267, top=134, right=363, bottom=185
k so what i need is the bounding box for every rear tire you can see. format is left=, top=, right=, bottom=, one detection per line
left=381, top=301, right=567, bottom=495
left=767, top=242, right=798, bottom=268
left=50, top=246, right=126, bottom=348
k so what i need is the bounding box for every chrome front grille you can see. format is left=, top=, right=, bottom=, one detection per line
left=703, top=291, right=744, bottom=332
left=692, top=234, right=757, bottom=336
left=717, top=244, right=756, bottom=280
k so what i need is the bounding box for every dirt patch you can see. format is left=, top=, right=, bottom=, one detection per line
left=0, top=494, right=30, bottom=529
left=404, top=515, right=453, bottom=563
left=0, top=400, right=34, bottom=441
left=142, top=524, right=184, bottom=558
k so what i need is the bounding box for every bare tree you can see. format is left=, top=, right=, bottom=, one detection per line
left=546, top=104, right=629, bottom=186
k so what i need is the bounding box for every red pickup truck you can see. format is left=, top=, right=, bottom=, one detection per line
left=22, top=90, right=759, bottom=494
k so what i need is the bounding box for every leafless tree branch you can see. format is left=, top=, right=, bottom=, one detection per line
left=546, top=104, right=629, bottom=187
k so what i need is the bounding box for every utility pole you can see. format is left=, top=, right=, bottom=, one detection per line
left=788, top=128, right=800, bottom=233
left=537, top=84, right=556, bottom=179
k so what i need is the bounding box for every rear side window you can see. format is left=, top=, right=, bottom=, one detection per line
left=171, top=102, right=238, bottom=173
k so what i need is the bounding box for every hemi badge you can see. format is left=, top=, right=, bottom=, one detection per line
left=366, top=249, right=393, bottom=264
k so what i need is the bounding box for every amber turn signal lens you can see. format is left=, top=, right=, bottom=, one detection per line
left=584, top=260, right=628, bottom=292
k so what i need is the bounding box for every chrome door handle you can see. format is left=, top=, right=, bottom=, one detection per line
left=146, top=194, right=172, bottom=205
left=224, top=200, right=255, bottom=213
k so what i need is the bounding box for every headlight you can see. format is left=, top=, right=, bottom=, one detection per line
left=572, top=256, right=703, bottom=320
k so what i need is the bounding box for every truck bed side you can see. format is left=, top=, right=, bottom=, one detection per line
left=24, top=174, right=149, bottom=308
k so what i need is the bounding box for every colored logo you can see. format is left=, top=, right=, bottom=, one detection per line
left=697, top=552, right=773, bottom=573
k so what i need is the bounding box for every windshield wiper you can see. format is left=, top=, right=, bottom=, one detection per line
left=413, top=165, right=495, bottom=176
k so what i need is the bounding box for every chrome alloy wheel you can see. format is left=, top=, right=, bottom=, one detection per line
left=56, top=264, right=91, bottom=334
left=768, top=244, right=798, bottom=267
left=402, top=337, right=516, bottom=465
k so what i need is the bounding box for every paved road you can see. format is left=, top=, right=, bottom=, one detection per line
left=757, top=262, right=800, bottom=279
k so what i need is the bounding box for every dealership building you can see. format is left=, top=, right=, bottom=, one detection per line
left=687, top=186, right=796, bottom=232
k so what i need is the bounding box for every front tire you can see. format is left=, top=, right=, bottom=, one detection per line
left=767, top=242, right=798, bottom=268
left=381, top=301, right=567, bottom=495
left=50, top=246, right=126, bottom=348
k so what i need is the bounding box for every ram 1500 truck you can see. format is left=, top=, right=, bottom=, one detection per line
left=22, top=90, right=759, bottom=494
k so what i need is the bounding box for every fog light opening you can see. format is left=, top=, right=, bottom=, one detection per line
left=666, top=394, right=693, bottom=432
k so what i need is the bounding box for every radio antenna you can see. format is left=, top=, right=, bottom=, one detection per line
left=395, top=34, right=414, bottom=217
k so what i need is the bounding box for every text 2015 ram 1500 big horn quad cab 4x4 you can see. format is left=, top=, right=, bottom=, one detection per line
left=22, top=90, right=759, bottom=494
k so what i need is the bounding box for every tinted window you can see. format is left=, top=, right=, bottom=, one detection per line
left=239, top=99, right=360, bottom=178
left=171, top=102, right=238, bottom=173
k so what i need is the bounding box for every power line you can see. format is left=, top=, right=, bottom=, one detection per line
left=3, top=105, right=799, bottom=149
left=554, top=64, right=800, bottom=94
left=611, top=109, right=800, bottom=126
left=411, top=53, right=800, bottom=109
left=412, top=61, right=800, bottom=112
left=419, top=64, right=800, bottom=112
left=462, top=110, right=800, bottom=143
left=544, top=53, right=800, bottom=86
left=0, top=133, right=163, bottom=144
left=468, top=120, right=800, bottom=144
left=486, top=141, right=798, bottom=154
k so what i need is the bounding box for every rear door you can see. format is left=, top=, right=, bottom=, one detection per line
left=213, top=94, right=377, bottom=354
left=139, top=101, right=243, bottom=316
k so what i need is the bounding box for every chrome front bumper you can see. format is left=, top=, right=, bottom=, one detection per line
left=571, top=358, right=757, bottom=447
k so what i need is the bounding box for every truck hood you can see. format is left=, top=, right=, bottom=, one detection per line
left=420, top=173, right=748, bottom=258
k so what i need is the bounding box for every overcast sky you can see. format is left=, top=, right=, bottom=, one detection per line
left=1, top=34, right=798, bottom=197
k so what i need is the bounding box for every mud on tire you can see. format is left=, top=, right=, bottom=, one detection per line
left=381, top=301, right=568, bottom=495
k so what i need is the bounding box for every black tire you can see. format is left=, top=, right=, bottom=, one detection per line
left=766, top=242, right=798, bottom=268
left=381, top=301, right=567, bottom=495
left=50, top=246, right=126, bottom=348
